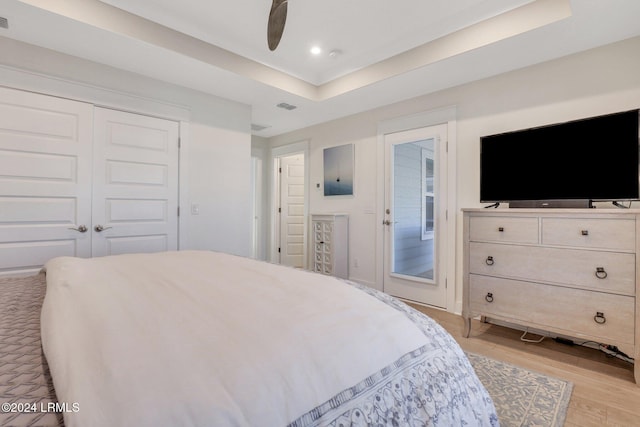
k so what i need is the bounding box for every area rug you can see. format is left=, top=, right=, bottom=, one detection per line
left=467, top=352, right=573, bottom=427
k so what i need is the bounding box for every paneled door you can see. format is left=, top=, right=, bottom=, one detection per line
left=91, top=108, right=179, bottom=257
left=278, top=153, right=305, bottom=267
left=0, top=89, right=180, bottom=276
left=383, top=124, right=448, bottom=308
left=0, top=87, right=93, bottom=276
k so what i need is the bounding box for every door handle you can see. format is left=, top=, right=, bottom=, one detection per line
left=382, top=220, right=391, bottom=226
left=94, top=225, right=112, bottom=232
left=68, top=225, right=88, bottom=233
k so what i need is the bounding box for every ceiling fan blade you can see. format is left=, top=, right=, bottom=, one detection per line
left=267, top=0, right=287, bottom=51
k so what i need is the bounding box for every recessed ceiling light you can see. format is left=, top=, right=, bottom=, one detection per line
left=310, top=46, right=322, bottom=55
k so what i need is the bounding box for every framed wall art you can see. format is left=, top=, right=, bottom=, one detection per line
left=323, top=144, right=354, bottom=196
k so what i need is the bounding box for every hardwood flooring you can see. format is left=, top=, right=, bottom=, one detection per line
left=407, top=303, right=640, bottom=427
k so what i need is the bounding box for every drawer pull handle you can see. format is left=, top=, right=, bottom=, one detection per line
left=485, top=256, right=494, bottom=266
left=485, top=292, right=494, bottom=303
left=498, top=227, right=504, bottom=232
left=595, top=267, right=608, bottom=279
left=594, top=312, right=606, bottom=324
left=581, top=230, right=589, bottom=236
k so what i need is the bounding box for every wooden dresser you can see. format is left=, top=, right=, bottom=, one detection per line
left=462, top=208, right=639, bottom=383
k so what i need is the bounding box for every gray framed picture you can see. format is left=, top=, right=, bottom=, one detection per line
left=323, top=144, right=354, bottom=196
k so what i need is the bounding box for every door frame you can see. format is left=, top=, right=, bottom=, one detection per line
left=376, top=107, right=458, bottom=312
left=269, top=140, right=310, bottom=267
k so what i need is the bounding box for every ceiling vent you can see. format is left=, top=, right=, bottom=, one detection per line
left=0, top=17, right=8, bottom=29
left=276, top=102, right=297, bottom=111
left=251, top=123, right=271, bottom=132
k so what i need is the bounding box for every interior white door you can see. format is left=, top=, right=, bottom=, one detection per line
left=383, top=125, right=448, bottom=307
left=0, top=87, right=93, bottom=276
left=92, top=108, right=179, bottom=257
left=278, top=154, right=305, bottom=267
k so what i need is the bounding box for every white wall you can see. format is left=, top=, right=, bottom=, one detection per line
left=269, top=36, right=640, bottom=311
left=0, top=37, right=253, bottom=257
left=186, top=121, right=251, bottom=255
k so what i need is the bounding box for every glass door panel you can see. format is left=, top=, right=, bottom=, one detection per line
left=392, top=138, right=436, bottom=282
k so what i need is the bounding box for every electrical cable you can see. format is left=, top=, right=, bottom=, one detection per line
left=553, top=337, right=634, bottom=364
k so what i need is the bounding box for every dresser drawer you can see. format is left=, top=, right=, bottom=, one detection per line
left=542, top=218, right=635, bottom=250
left=469, top=216, right=539, bottom=244
left=469, top=242, right=636, bottom=295
left=469, top=275, right=635, bottom=346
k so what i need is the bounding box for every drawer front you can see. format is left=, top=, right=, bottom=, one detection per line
left=542, top=218, right=635, bottom=250
left=469, top=242, right=636, bottom=295
left=469, top=275, right=635, bottom=346
left=469, top=216, right=539, bottom=244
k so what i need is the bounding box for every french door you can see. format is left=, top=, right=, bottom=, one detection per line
left=383, top=124, right=448, bottom=307
left=0, top=87, right=179, bottom=275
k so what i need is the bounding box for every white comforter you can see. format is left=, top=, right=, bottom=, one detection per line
left=42, top=251, right=497, bottom=427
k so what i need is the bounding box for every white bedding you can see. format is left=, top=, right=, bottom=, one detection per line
left=42, top=251, right=497, bottom=427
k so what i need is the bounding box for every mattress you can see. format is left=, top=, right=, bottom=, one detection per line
left=0, top=274, right=63, bottom=427
left=41, top=250, right=497, bottom=426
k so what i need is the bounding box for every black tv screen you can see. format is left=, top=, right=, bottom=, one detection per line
left=480, top=109, right=640, bottom=203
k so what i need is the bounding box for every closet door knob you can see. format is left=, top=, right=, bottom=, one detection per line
left=94, top=225, right=113, bottom=232
left=68, top=225, right=88, bottom=233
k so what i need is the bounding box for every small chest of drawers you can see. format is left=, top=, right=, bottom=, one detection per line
left=462, top=209, right=639, bottom=383
left=310, top=214, right=349, bottom=279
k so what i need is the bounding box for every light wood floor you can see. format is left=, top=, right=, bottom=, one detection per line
left=407, top=303, right=640, bottom=427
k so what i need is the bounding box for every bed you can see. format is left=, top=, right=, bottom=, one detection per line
left=0, top=274, right=63, bottom=427
left=34, top=250, right=498, bottom=426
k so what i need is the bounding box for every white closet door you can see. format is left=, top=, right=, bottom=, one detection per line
left=0, top=87, right=93, bottom=276
left=91, top=108, right=179, bottom=257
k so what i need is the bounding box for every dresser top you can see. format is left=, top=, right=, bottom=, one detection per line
left=462, top=208, right=640, bottom=215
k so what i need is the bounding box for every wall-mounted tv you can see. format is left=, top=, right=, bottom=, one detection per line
left=480, top=109, right=640, bottom=206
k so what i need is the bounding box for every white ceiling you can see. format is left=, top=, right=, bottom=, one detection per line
left=2, top=0, right=640, bottom=137
left=98, top=0, right=535, bottom=85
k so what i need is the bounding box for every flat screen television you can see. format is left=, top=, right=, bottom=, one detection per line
left=480, top=109, right=640, bottom=207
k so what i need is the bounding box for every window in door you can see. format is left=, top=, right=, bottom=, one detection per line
left=421, top=148, right=434, bottom=241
